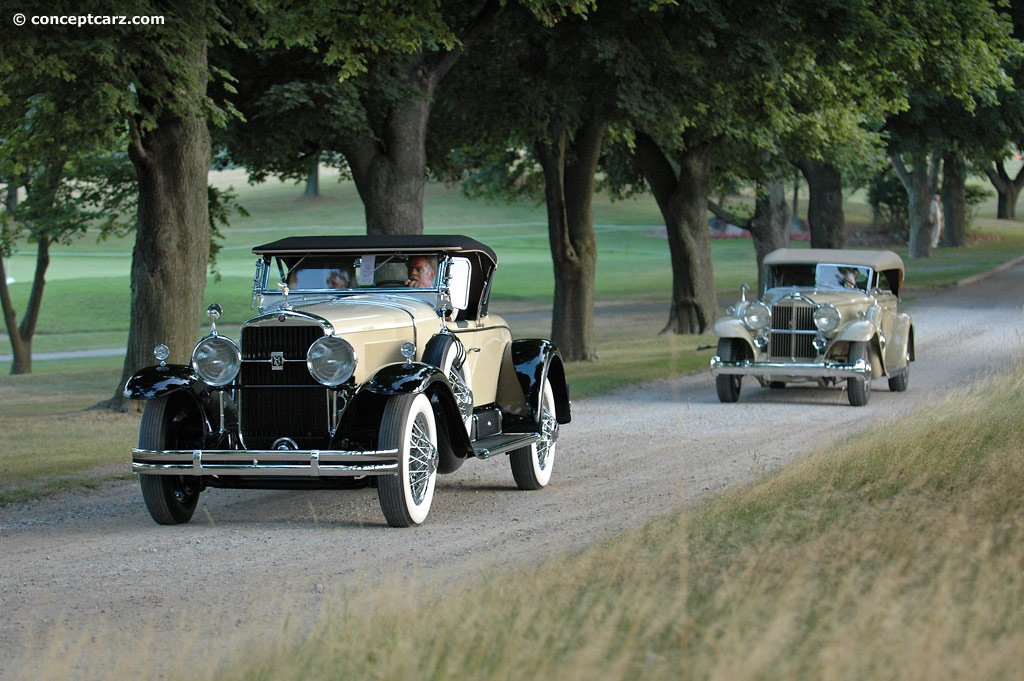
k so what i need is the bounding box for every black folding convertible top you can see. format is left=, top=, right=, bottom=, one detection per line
left=252, top=234, right=498, bottom=268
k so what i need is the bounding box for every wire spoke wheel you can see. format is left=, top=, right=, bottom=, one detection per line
left=423, top=333, right=473, bottom=431
left=847, top=341, right=872, bottom=406
left=510, top=378, right=558, bottom=490
left=715, top=338, right=744, bottom=403
left=377, top=393, right=439, bottom=527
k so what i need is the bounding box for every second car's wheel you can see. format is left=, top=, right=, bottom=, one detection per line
left=377, top=393, right=439, bottom=527
left=137, top=395, right=203, bottom=525
left=715, top=338, right=745, bottom=403
left=847, top=341, right=872, bottom=407
left=888, top=351, right=910, bottom=392
left=510, top=379, right=558, bottom=490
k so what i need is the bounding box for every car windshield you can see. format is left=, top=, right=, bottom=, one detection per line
left=815, top=264, right=871, bottom=292
left=272, top=253, right=441, bottom=292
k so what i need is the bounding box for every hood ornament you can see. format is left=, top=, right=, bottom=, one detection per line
left=206, top=304, right=223, bottom=336
left=277, top=282, right=291, bottom=309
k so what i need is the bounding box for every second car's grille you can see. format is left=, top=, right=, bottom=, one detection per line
left=769, top=302, right=817, bottom=360
left=239, top=324, right=329, bottom=449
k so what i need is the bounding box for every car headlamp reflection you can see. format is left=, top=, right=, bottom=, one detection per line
left=307, top=335, right=357, bottom=386
left=192, top=336, right=241, bottom=386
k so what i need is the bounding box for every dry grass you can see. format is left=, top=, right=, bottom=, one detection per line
left=38, top=367, right=1018, bottom=681
left=0, top=370, right=139, bottom=502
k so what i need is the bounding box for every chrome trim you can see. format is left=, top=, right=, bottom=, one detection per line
left=710, top=356, right=871, bottom=379
left=245, top=308, right=335, bottom=335
left=132, top=447, right=400, bottom=477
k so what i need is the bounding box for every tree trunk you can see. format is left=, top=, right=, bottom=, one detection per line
left=891, top=152, right=940, bottom=259
left=2, top=168, right=59, bottom=376
left=747, top=176, right=790, bottom=293
left=3, top=183, right=17, bottom=213
left=535, top=116, right=602, bottom=362
left=342, top=59, right=432, bottom=236
left=633, top=135, right=716, bottom=335
left=0, top=255, right=32, bottom=375
left=795, top=159, right=845, bottom=249
left=304, top=154, right=320, bottom=198
left=985, top=160, right=1024, bottom=220
left=5, top=235, right=53, bottom=375
left=340, top=3, right=501, bottom=236
left=103, top=43, right=212, bottom=412
left=941, top=151, right=967, bottom=247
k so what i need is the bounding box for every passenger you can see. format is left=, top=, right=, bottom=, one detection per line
left=326, top=267, right=356, bottom=289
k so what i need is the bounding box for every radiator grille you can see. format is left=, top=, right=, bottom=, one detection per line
left=239, top=324, right=330, bottom=449
left=768, top=302, right=817, bottom=360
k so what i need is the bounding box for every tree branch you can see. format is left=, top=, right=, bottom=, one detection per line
left=706, top=199, right=750, bottom=229
left=889, top=154, right=912, bottom=192
left=434, top=0, right=503, bottom=84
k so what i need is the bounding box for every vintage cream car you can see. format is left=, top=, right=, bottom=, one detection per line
left=124, top=235, right=571, bottom=527
left=710, top=248, right=914, bottom=407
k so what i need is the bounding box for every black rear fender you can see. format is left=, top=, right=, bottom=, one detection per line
left=507, top=339, right=571, bottom=428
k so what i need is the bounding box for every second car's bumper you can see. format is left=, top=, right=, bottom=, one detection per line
left=709, top=356, right=871, bottom=380
left=132, top=448, right=400, bottom=477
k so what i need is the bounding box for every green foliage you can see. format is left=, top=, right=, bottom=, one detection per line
left=964, top=182, right=994, bottom=225
left=206, top=185, right=249, bottom=282
left=867, top=166, right=909, bottom=236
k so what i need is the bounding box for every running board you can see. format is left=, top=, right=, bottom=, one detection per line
left=472, top=433, right=540, bottom=459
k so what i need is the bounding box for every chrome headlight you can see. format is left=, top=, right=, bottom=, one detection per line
left=814, top=304, right=841, bottom=333
left=742, top=301, right=772, bottom=331
left=192, top=336, right=241, bottom=386
left=307, top=335, right=357, bottom=386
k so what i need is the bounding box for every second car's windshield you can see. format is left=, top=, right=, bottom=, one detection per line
left=815, top=264, right=872, bottom=292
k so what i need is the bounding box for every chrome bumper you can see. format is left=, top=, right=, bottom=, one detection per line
left=132, top=447, right=400, bottom=477
left=710, top=356, right=871, bottom=380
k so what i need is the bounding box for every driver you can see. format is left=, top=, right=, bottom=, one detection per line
left=405, top=255, right=437, bottom=288
left=839, top=267, right=859, bottom=289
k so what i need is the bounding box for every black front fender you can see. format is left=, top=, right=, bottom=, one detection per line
left=343, top=362, right=473, bottom=468
left=123, top=364, right=206, bottom=401
left=363, top=362, right=447, bottom=396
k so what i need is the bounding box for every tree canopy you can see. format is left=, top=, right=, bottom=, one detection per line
left=2, top=0, right=1023, bottom=378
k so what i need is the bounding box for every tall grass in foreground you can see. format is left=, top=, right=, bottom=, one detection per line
left=46, top=366, right=1015, bottom=681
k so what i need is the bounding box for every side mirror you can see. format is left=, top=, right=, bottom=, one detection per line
left=445, top=257, right=472, bottom=312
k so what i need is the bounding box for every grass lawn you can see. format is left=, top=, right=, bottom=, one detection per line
left=1, top=172, right=1023, bottom=499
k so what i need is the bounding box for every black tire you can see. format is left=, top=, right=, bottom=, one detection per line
left=138, top=396, right=203, bottom=525
left=888, top=351, right=910, bottom=392
left=847, top=341, right=872, bottom=407
left=715, top=338, right=745, bottom=403
left=510, top=379, right=558, bottom=490
left=377, top=393, right=439, bottom=527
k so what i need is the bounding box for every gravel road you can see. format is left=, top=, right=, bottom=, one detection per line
left=2, top=260, right=1022, bottom=680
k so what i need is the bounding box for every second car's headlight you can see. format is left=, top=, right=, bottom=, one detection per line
left=307, top=335, right=357, bottom=386
left=814, top=304, right=841, bottom=333
left=742, top=301, right=772, bottom=331
left=192, top=336, right=241, bottom=386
